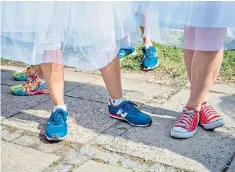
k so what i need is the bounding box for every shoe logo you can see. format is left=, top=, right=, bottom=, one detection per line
left=117, top=109, right=127, bottom=118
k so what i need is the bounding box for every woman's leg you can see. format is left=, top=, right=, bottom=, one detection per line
left=40, top=49, right=68, bottom=141
left=171, top=27, right=225, bottom=139
left=186, top=50, right=223, bottom=111
left=100, top=55, right=152, bottom=126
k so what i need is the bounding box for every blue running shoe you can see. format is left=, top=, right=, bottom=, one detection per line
left=118, top=47, right=137, bottom=60
left=142, top=46, right=159, bottom=71
left=108, top=100, right=152, bottom=127
left=45, top=109, right=68, bottom=141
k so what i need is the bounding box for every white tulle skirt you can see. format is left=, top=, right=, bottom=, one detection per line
left=1, top=1, right=137, bottom=69
left=135, top=1, right=235, bottom=51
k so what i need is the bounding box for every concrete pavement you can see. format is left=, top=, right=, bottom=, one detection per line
left=1, top=64, right=235, bottom=172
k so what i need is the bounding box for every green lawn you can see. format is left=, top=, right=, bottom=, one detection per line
left=121, top=42, right=235, bottom=81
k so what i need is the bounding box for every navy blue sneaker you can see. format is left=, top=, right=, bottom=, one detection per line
left=45, top=109, right=68, bottom=141
left=142, top=46, right=159, bottom=71
left=108, top=100, right=152, bottom=127
left=118, top=47, right=137, bottom=60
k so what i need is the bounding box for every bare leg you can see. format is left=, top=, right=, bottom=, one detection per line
left=36, top=65, right=44, bottom=79
left=100, top=55, right=152, bottom=127
left=99, top=56, right=122, bottom=99
left=184, top=49, right=194, bottom=83
left=186, top=50, right=223, bottom=111
left=140, top=26, right=151, bottom=44
left=40, top=50, right=65, bottom=106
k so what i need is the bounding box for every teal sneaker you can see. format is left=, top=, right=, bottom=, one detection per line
left=118, top=47, right=137, bottom=60
left=142, top=46, right=159, bottom=71
left=45, top=109, right=68, bottom=141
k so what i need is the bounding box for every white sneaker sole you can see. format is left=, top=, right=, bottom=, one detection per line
left=45, top=134, right=67, bottom=141
left=201, top=118, right=225, bottom=130
left=142, top=59, right=160, bottom=71
left=170, top=128, right=197, bottom=139
left=109, top=113, right=152, bottom=127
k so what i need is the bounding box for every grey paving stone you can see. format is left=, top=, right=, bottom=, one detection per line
left=1, top=68, right=22, bottom=86
left=73, top=160, right=132, bottom=172
left=1, top=96, right=118, bottom=143
left=122, top=159, right=149, bottom=170
left=66, top=149, right=89, bottom=165
left=211, top=84, right=235, bottom=95
left=65, top=77, right=176, bottom=105
left=1, top=141, right=59, bottom=172
left=93, top=151, right=124, bottom=164
left=1, top=128, right=21, bottom=141
left=64, top=69, right=100, bottom=84
left=13, top=135, right=37, bottom=146
left=11, top=134, right=74, bottom=156
left=105, top=122, right=131, bottom=136
left=79, top=146, right=98, bottom=157
left=147, top=163, right=176, bottom=172
left=1, top=85, right=50, bottom=118
left=101, top=89, right=235, bottom=172
left=1, top=124, right=6, bottom=131
left=227, top=156, right=235, bottom=172
left=51, top=163, right=74, bottom=172
left=89, top=134, right=115, bottom=146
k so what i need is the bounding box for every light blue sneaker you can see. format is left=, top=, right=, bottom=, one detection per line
left=142, top=46, right=159, bottom=71
left=108, top=100, right=152, bottom=127
left=45, top=109, right=68, bottom=141
left=118, top=47, right=137, bottom=60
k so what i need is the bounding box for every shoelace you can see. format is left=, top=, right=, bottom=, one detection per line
left=145, top=48, right=155, bottom=60
left=21, top=74, right=39, bottom=92
left=174, top=108, right=196, bottom=129
left=22, top=74, right=38, bottom=87
left=49, top=110, right=66, bottom=125
left=122, top=101, right=139, bottom=114
left=201, top=103, right=219, bottom=120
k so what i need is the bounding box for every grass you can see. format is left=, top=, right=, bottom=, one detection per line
left=121, top=42, right=235, bottom=81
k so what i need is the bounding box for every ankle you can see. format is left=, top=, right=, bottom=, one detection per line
left=40, top=79, right=46, bottom=84
left=143, top=42, right=153, bottom=49
left=53, top=105, right=67, bottom=112
left=185, top=102, right=201, bottom=112
left=109, top=97, right=125, bottom=106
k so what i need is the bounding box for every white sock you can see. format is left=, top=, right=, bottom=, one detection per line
left=53, top=105, right=67, bottom=112
left=110, top=97, right=125, bottom=106
left=144, top=42, right=153, bottom=49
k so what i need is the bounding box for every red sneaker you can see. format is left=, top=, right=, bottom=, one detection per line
left=200, top=102, right=225, bottom=130
left=171, top=107, right=200, bottom=138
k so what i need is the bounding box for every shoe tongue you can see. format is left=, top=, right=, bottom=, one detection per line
left=202, top=102, right=210, bottom=107
left=184, top=106, right=198, bottom=113
left=185, top=106, right=195, bottom=110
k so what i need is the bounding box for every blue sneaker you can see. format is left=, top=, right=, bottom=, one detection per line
left=108, top=100, right=152, bottom=127
left=142, top=46, right=159, bottom=71
left=118, top=47, right=137, bottom=60
left=45, top=109, right=68, bottom=141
